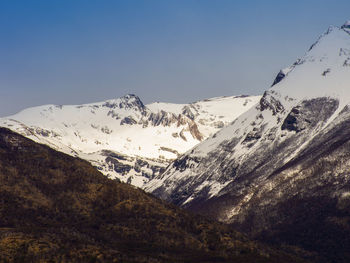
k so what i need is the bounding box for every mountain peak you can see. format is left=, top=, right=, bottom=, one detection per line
left=104, top=94, right=146, bottom=112
left=269, top=24, right=350, bottom=105
left=121, top=93, right=139, bottom=100
left=119, top=93, right=143, bottom=104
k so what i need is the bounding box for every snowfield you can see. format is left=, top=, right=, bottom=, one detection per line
left=0, top=94, right=260, bottom=187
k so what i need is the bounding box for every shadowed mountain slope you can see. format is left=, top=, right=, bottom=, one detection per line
left=0, top=128, right=304, bottom=263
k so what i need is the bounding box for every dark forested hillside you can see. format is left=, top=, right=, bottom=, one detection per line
left=0, top=128, right=304, bottom=263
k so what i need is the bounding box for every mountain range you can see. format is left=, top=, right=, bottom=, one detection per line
left=0, top=94, right=259, bottom=187
left=2, top=21, right=350, bottom=262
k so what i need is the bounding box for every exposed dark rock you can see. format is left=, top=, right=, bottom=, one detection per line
left=135, top=158, right=148, bottom=167
left=188, top=122, right=203, bottom=141
left=101, top=150, right=167, bottom=180
left=105, top=156, right=132, bottom=175
left=259, top=92, right=284, bottom=115
left=182, top=106, right=196, bottom=120
left=242, top=125, right=265, bottom=144
left=147, top=111, right=175, bottom=126
left=173, top=155, right=201, bottom=172
left=281, top=107, right=304, bottom=132
left=322, top=68, right=331, bottom=76
left=213, top=121, right=225, bottom=129
left=146, top=110, right=197, bottom=129
left=282, top=98, right=339, bottom=133
left=101, top=150, right=129, bottom=161
left=120, top=116, right=137, bottom=125
left=101, top=126, right=113, bottom=134
left=344, top=58, right=350, bottom=67
left=272, top=70, right=286, bottom=86
left=107, top=110, right=120, bottom=119
left=103, top=94, right=146, bottom=113
left=341, top=21, right=350, bottom=29
left=33, top=128, right=60, bottom=138
left=235, top=95, right=250, bottom=98
left=179, top=129, right=187, bottom=141
left=160, top=146, right=180, bottom=157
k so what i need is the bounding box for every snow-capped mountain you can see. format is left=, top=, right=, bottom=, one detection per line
left=0, top=94, right=260, bottom=187
left=145, top=22, right=350, bottom=260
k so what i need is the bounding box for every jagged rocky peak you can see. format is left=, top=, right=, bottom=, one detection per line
left=271, top=70, right=286, bottom=87
left=103, top=94, right=146, bottom=112
left=181, top=105, right=197, bottom=120
left=271, top=67, right=294, bottom=87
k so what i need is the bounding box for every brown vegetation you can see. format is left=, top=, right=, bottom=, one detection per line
left=0, top=128, right=304, bottom=262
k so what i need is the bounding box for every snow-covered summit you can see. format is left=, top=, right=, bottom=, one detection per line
left=102, top=94, right=146, bottom=112
left=146, top=23, right=350, bottom=217
left=272, top=25, right=350, bottom=103
left=143, top=23, right=350, bottom=259
left=0, top=94, right=260, bottom=187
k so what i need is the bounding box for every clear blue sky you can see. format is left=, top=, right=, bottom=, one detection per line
left=0, top=0, right=349, bottom=116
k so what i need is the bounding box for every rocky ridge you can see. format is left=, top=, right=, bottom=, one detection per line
left=0, top=94, right=260, bottom=187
